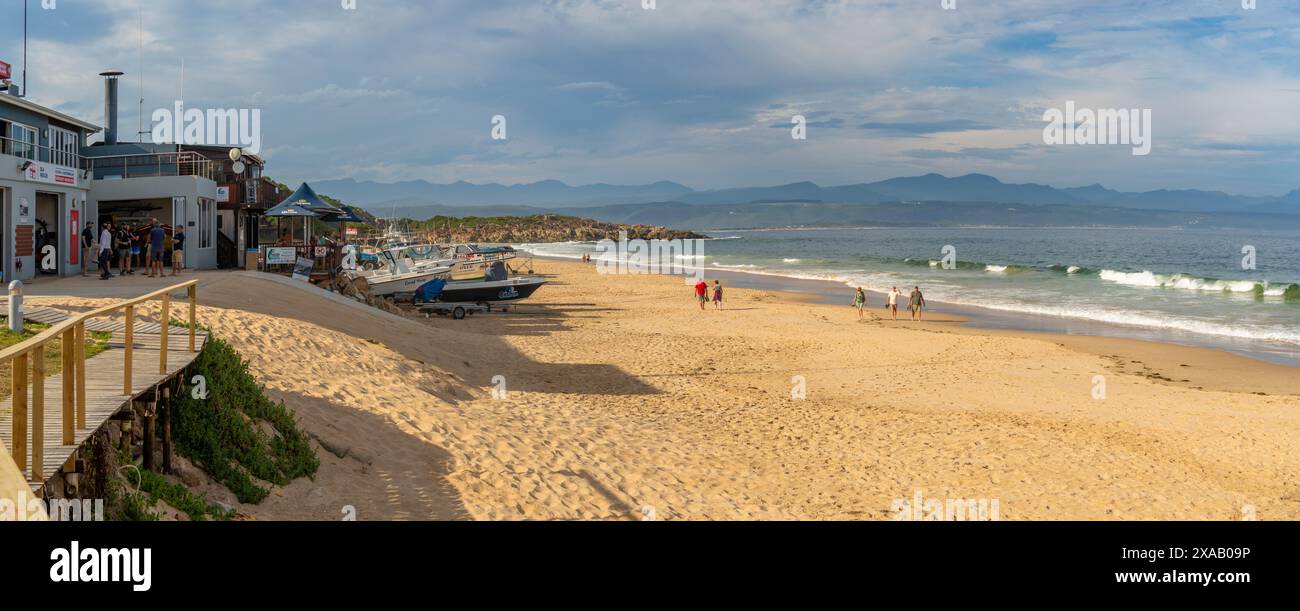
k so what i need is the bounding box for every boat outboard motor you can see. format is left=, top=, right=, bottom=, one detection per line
left=486, top=261, right=508, bottom=282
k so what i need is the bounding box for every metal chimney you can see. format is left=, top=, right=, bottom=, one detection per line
left=99, top=71, right=124, bottom=145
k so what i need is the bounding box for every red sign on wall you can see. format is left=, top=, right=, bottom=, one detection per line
left=0, top=60, right=10, bottom=80
left=70, top=210, right=79, bottom=265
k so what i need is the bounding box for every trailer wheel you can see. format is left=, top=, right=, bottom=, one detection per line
left=453, top=306, right=467, bottom=320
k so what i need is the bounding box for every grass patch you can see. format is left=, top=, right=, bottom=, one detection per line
left=108, top=469, right=158, bottom=522
left=124, top=466, right=234, bottom=521
left=172, top=336, right=318, bottom=504
left=0, top=323, right=111, bottom=401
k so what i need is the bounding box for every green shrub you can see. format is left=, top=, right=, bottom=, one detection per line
left=172, top=337, right=318, bottom=503
left=125, top=466, right=233, bottom=521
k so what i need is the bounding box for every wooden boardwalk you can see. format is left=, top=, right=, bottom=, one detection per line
left=0, top=292, right=206, bottom=492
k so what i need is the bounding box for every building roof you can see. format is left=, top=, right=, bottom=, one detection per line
left=0, top=93, right=102, bottom=133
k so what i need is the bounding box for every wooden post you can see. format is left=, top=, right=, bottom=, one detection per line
left=32, top=346, right=45, bottom=482
left=75, top=322, right=86, bottom=430
left=188, top=284, right=197, bottom=352
left=123, top=305, right=135, bottom=395
left=161, top=385, right=173, bottom=474
left=160, top=293, right=171, bottom=374
left=12, top=353, right=28, bottom=474
left=62, top=329, right=74, bottom=446
left=124, top=305, right=135, bottom=395
left=142, top=400, right=155, bottom=472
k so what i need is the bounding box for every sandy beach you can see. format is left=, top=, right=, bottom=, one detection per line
left=31, top=260, right=1299, bottom=520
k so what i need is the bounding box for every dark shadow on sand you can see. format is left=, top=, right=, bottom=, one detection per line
left=273, top=389, right=473, bottom=521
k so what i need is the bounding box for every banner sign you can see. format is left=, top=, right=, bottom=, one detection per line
left=0, top=60, right=10, bottom=80
left=291, top=257, right=315, bottom=282
left=216, top=186, right=231, bottom=202
left=265, top=247, right=297, bottom=265
left=25, top=162, right=77, bottom=185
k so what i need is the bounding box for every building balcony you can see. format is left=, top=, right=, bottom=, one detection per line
left=0, top=134, right=91, bottom=189
left=84, top=150, right=215, bottom=182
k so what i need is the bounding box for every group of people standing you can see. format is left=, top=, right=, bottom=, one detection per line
left=82, top=219, right=185, bottom=280
left=853, top=286, right=926, bottom=321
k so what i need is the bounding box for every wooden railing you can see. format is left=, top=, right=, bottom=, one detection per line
left=0, top=280, right=198, bottom=482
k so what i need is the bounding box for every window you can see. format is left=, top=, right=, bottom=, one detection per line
left=199, top=198, right=213, bottom=249
left=10, top=123, right=37, bottom=160
left=50, top=127, right=80, bottom=168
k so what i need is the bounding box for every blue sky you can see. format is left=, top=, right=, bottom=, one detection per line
left=4, top=0, right=1300, bottom=195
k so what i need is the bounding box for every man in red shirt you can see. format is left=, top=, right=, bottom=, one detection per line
left=694, top=280, right=709, bottom=311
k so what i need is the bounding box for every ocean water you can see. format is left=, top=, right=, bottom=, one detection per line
left=519, top=227, right=1300, bottom=365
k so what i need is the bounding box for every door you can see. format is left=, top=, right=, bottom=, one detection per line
left=172, top=197, right=187, bottom=233
left=0, top=187, right=8, bottom=283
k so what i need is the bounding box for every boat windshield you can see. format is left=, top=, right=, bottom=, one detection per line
left=387, top=245, right=446, bottom=261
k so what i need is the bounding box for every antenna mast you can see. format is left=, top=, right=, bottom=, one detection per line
left=137, top=5, right=145, bottom=140
left=22, top=0, right=28, bottom=97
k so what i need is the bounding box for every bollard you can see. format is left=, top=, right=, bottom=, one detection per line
left=8, top=280, right=23, bottom=333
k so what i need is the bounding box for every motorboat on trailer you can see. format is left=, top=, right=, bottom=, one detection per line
left=413, top=261, right=546, bottom=306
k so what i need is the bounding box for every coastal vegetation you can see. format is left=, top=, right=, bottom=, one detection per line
left=394, top=214, right=708, bottom=243
left=114, top=460, right=235, bottom=521
left=172, top=336, right=318, bottom=504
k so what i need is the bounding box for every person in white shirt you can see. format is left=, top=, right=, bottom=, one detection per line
left=99, top=223, right=115, bottom=280
left=887, top=287, right=902, bottom=320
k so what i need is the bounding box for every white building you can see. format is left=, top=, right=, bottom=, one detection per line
left=0, top=89, right=99, bottom=281
left=0, top=71, right=222, bottom=279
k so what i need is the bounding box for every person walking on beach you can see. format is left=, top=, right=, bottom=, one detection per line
left=171, top=226, right=186, bottom=276
left=909, top=286, right=927, bottom=321
left=712, top=280, right=724, bottom=310
left=98, top=222, right=115, bottom=280
left=148, top=220, right=166, bottom=278
left=852, top=287, right=867, bottom=321
left=694, top=279, right=709, bottom=311
left=888, top=286, right=901, bottom=320
left=80, top=222, right=95, bottom=277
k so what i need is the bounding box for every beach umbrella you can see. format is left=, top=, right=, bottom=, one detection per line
left=274, top=183, right=345, bottom=217
left=263, top=200, right=319, bottom=245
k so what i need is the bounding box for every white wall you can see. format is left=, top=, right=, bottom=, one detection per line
left=89, top=176, right=220, bottom=270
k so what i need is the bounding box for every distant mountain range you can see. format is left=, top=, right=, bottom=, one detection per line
left=313, top=178, right=693, bottom=208
left=311, top=173, right=1300, bottom=230
left=316, top=173, right=1300, bottom=214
